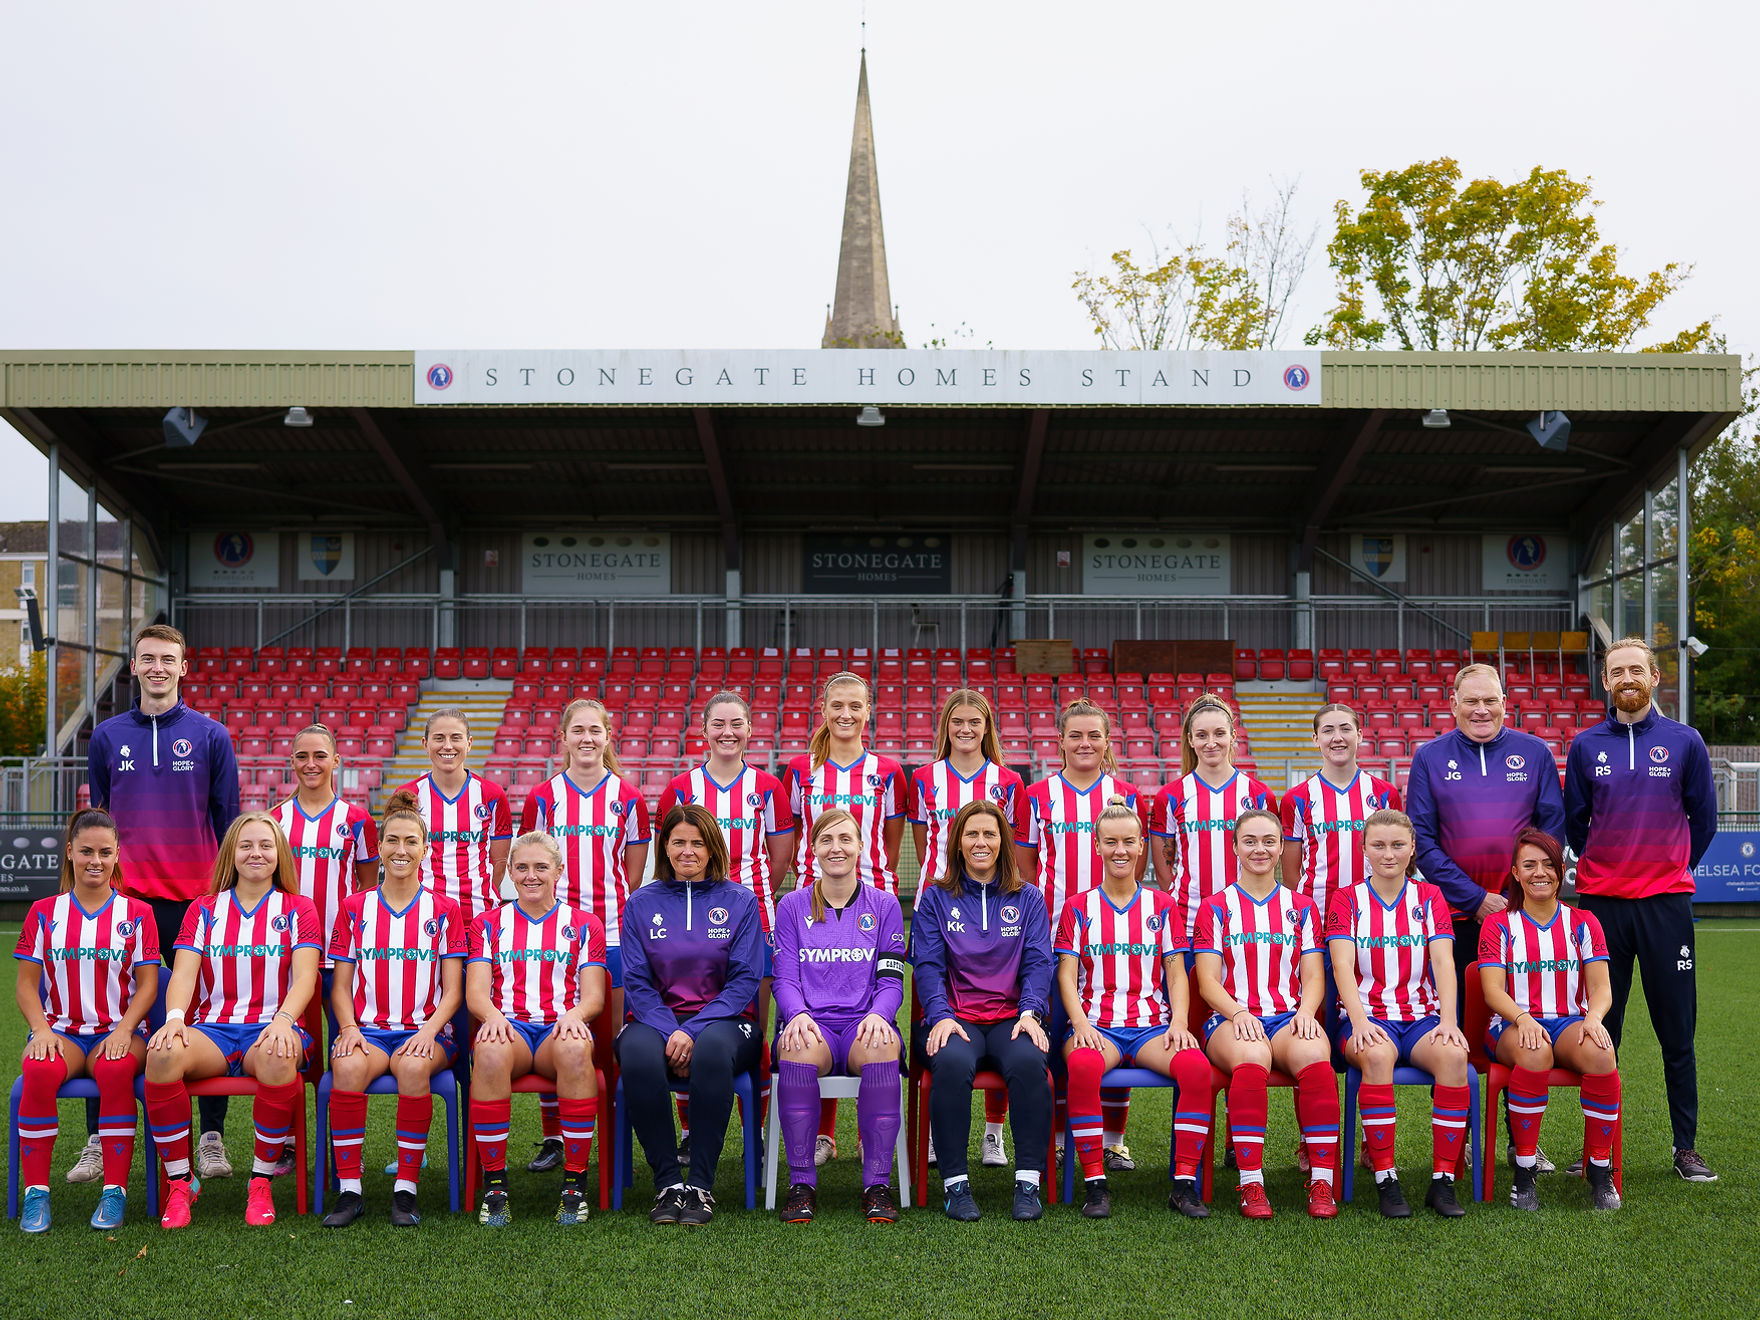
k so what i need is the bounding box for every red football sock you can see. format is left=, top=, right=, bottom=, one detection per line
left=252, top=1080, right=303, bottom=1175
left=818, top=1096, right=838, bottom=1141
left=539, top=1095, right=561, bottom=1141
left=1170, top=1049, right=1216, bottom=1178
left=983, top=1089, right=1009, bottom=1125
left=91, top=1051, right=141, bottom=1187
left=1100, top=1088, right=1130, bottom=1140
left=675, top=1095, right=691, bottom=1136
left=1580, top=1071, right=1621, bottom=1164
left=472, top=1098, right=512, bottom=1174
left=558, top=1095, right=599, bottom=1174
left=145, top=1078, right=192, bottom=1179
left=1431, top=1083, right=1472, bottom=1176
left=1227, top=1064, right=1269, bottom=1177
left=329, top=1088, right=369, bottom=1182
left=1506, top=1066, right=1550, bottom=1158
left=1359, top=1081, right=1397, bottom=1172
left=395, top=1093, right=434, bottom=1187
left=17, top=1052, right=68, bottom=1187
left=1296, top=1063, right=1340, bottom=1180
left=1065, top=1048, right=1107, bottom=1180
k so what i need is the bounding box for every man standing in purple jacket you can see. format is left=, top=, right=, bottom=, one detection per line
left=1406, top=664, right=1566, bottom=1107
left=81, top=624, right=240, bottom=1183
left=1565, top=637, right=1719, bottom=1182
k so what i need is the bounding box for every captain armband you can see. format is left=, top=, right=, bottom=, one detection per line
left=876, top=955, right=908, bottom=980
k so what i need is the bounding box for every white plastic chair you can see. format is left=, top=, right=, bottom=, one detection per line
left=762, top=1071, right=912, bottom=1209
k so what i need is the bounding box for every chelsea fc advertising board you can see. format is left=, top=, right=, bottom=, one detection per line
left=1692, top=832, right=1760, bottom=903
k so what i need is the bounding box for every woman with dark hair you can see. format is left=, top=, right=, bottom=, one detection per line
left=1479, top=829, right=1622, bottom=1212
left=618, top=804, right=763, bottom=1227
left=14, top=808, right=160, bottom=1231
left=912, top=800, right=1054, bottom=1221
left=321, top=789, right=467, bottom=1229
left=144, top=812, right=321, bottom=1229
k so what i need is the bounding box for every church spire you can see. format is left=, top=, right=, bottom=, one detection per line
left=822, top=51, right=902, bottom=349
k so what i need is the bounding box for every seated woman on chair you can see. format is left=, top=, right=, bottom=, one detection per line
left=321, top=789, right=467, bottom=1229
left=618, top=804, right=763, bottom=1228
left=1326, top=808, right=1471, bottom=1219
left=465, top=830, right=606, bottom=1229
left=1478, top=828, right=1621, bottom=1213
left=912, top=799, right=1053, bottom=1223
left=145, top=813, right=321, bottom=1230
left=1194, top=808, right=1336, bottom=1221
left=1057, top=798, right=1214, bottom=1221
left=14, top=808, right=160, bottom=1232
left=772, top=808, right=906, bottom=1225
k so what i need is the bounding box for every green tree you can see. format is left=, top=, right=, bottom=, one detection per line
left=1073, top=181, right=1313, bottom=350
left=1688, top=355, right=1760, bottom=742
left=0, top=653, right=46, bottom=757
left=1312, top=159, right=1712, bottom=352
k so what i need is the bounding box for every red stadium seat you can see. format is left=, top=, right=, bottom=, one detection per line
left=1233, top=649, right=1256, bottom=681
left=433, top=648, right=461, bottom=680
left=1257, top=649, right=1286, bottom=682
left=1287, top=649, right=1315, bottom=681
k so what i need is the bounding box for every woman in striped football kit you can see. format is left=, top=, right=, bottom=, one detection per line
left=1326, top=808, right=1470, bottom=1218
left=520, top=698, right=649, bottom=1172
left=1478, top=829, right=1622, bottom=1212
left=395, top=707, right=513, bottom=924
left=1057, top=799, right=1215, bottom=1221
left=145, top=813, right=321, bottom=1230
left=465, top=831, right=607, bottom=1229
left=1194, top=808, right=1336, bottom=1221
left=14, top=809, right=160, bottom=1231
left=320, top=790, right=466, bottom=1229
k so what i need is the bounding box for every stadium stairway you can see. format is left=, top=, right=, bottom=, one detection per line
left=379, top=682, right=515, bottom=810
left=1233, top=682, right=1323, bottom=792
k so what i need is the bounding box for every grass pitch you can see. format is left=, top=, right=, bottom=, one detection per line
left=4, top=923, right=1758, bottom=1320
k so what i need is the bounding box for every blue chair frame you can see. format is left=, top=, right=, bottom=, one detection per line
left=8, top=1074, right=160, bottom=1219
left=1339, top=1062, right=1482, bottom=1202
left=312, top=1069, right=462, bottom=1214
left=1059, top=1067, right=1215, bottom=1205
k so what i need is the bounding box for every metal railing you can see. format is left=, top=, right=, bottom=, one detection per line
left=174, top=591, right=1578, bottom=656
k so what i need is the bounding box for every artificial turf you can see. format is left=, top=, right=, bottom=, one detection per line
left=4, top=922, right=1757, bottom=1320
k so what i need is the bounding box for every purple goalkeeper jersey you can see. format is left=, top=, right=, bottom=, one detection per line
left=770, top=883, right=906, bottom=1027
left=620, top=876, right=762, bottom=1040
left=1406, top=725, right=1565, bottom=916
left=910, top=874, right=1053, bottom=1025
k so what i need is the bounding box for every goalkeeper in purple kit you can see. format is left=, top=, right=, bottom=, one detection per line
left=772, top=809, right=907, bottom=1224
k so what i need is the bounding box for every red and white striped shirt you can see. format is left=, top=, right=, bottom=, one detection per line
left=468, top=902, right=607, bottom=1026
left=174, top=888, right=323, bottom=1026
left=1151, top=770, right=1277, bottom=938
left=1478, top=904, right=1608, bottom=1030
left=396, top=772, right=513, bottom=923
left=520, top=770, right=651, bottom=944
left=910, top=759, right=1028, bottom=902
left=1281, top=771, right=1401, bottom=920
left=1054, top=885, right=1185, bottom=1030
left=14, top=891, right=160, bottom=1035
left=1324, top=879, right=1453, bottom=1022
left=1021, top=773, right=1140, bottom=921
left=1192, top=883, right=1321, bottom=1018
left=659, top=763, right=791, bottom=932
left=273, top=795, right=379, bottom=970
left=787, top=752, right=908, bottom=893
left=328, top=885, right=466, bottom=1031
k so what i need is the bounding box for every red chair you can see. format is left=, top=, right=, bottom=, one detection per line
left=1463, top=960, right=1622, bottom=1202
left=152, top=998, right=325, bottom=1215
left=463, top=1001, right=617, bottom=1212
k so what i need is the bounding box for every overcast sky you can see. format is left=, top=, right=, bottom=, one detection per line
left=4, top=0, right=1755, bottom=516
